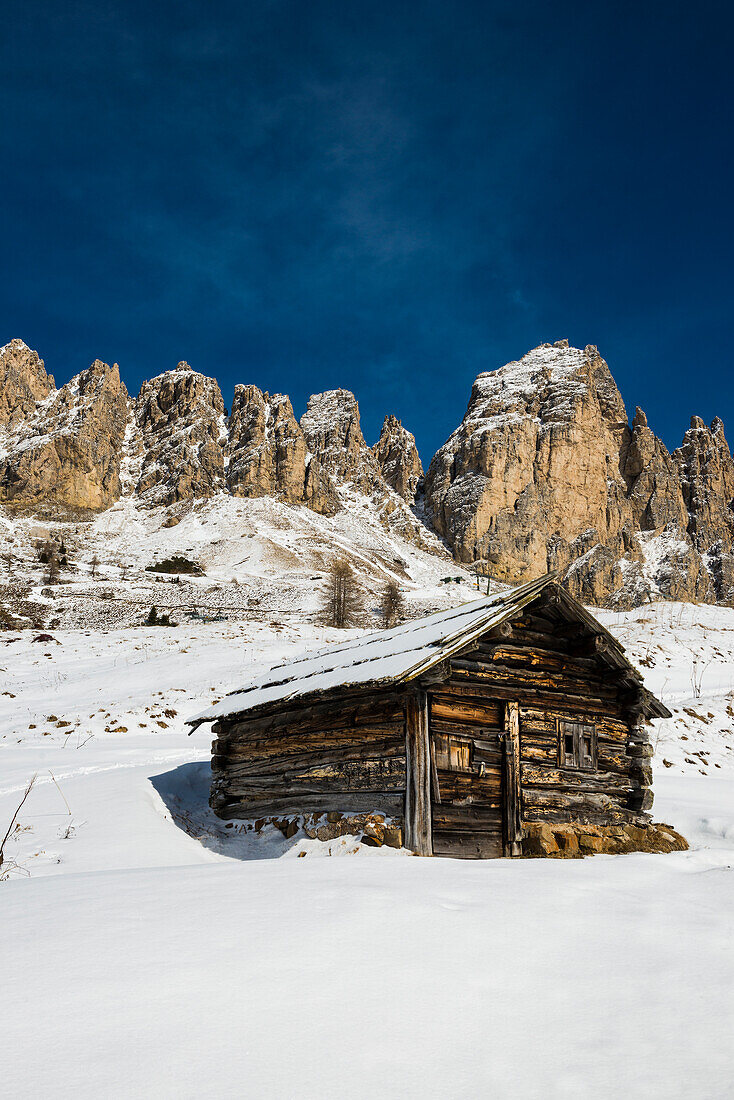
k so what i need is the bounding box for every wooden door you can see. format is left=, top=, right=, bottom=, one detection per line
left=429, top=695, right=504, bottom=858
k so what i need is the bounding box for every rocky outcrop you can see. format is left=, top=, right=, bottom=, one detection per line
left=135, top=363, right=226, bottom=505
left=300, top=389, right=381, bottom=496
left=426, top=342, right=632, bottom=583
left=674, top=417, right=734, bottom=603
left=424, top=341, right=728, bottom=606
left=227, top=385, right=308, bottom=502
left=372, top=415, right=423, bottom=501
left=0, top=340, right=55, bottom=428
left=0, top=358, right=130, bottom=512
left=622, top=407, right=690, bottom=532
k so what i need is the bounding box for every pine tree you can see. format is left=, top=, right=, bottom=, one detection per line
left=380, top=579, right=405, bottom=628
left=146, top=605, right=159, bottom=626
left=322, top=558, right=362, bottom=628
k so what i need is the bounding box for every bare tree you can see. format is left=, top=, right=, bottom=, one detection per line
left=0, top=774, right=36, bottom=877
left=322, top=558, right=362, bottom=628
left=46, top=553, right=60, bottom=586
left=90, top=553, right=100, bottom=579
left=380, top=579, right=405, bottom=628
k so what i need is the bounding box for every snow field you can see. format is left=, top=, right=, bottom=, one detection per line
left=0, top=599, right=733, bottom=1097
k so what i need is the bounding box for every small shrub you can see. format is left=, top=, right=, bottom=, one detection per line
left=145, top=556, right=204, bottom=576
left=145, top=605, right=177, bottom=627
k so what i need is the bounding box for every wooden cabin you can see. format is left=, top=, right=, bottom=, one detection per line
left=189, top=575, right=675, bottom=858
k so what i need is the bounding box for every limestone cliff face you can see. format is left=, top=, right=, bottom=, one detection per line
left=674, top=416, right=734, bottom=603
left=425, top=342, right=630, bottom=577
left=424, top=341, right=723, bottom=606
left=298, top=390, right=432, bottom=539
left=0, top=340, right=55, bottom=427
left=4, top=334, right=734, bottom=608
left=0, top=358, right=129, bottom=512
left=135, top=363, right=226, bottom=505
left=227, top=385, right=307, bottom=502
left=371, top=414, right=423, bottom=502
left=300, top=390, right=380, bottom=495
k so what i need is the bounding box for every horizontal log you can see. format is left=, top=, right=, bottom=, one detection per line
left=522, top=787, right=627, bottom=815
left=225, top=759, right=406, bottom=796
left=521, top=763, right=633, bottom=793
left=217, top=728, right=403, bottom=764
left=429, top=718, right=502, bottom=741
left=450, top=671, right=625, bottom=716
left=217, top=741, right=406, bottom=781
left=222, top=691, right=406, bottom=739
left=215, top=791, right=405, bottom=819
left=522, top=808, right=639, bottom=826
left=430, top=697, right=503, bottom=726
left=452, top=657, right=620, bottom=700
left=478, top=643, right=605, bottom=678
left=519, top=710, right=629, bottom=738
left=431, top=804, right=504, bottom=828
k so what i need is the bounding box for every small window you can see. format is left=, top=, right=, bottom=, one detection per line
left=434, top=733, right=472, bottom=772
left=558, top=720, right=597, bottom=770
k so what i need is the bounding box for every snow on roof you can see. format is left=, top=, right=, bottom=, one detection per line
left=189, top=574, right=557, bottom=726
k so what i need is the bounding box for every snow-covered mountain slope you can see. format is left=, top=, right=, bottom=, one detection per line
left=1, top=594, right=733, bottom=1097
left=0, top=491, right=464, bottom=635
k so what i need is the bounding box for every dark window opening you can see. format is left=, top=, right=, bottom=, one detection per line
left=558, top=720, right=597, bottom=771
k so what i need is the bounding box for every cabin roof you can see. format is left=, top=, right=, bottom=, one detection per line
left=189, top=574, right=670, bottom=727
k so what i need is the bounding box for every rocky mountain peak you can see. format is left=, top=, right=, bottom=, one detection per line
left=300, top=389, right=379, bottom=497
left=0, top=357, right=129, bottom=513
left=227, top=384, right=307, bottom=503
left=426, top=343, right=632, bottom=589
left=674, top=415, right=734, bottom=592
left=425, top=341, right=725, bottom=607
left=371, top=414, right=423, bottom=502
left=0, top=339, right=55, bottom=428
left=135, top=365, right=226, bottom=505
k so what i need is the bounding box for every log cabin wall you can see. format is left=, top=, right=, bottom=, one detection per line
left=444, top=600, right=650, bottom=838
left=210, top=687, right=407, bottom=822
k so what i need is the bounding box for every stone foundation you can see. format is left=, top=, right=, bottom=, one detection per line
left=522, top=821, right=688, bottom=858
left=250, top=811, right=404, bottom=849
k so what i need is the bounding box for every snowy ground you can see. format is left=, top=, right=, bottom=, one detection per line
left=1, top=599, right=734, bottom=1098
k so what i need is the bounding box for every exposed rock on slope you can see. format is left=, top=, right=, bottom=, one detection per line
left=0, top=358, right=129, bottom=512
left=372, top=415, right=423, bottom=501
left=135, top=363, right=226, bottom=505
left=425, top=341, right=725, bottom=606
left=227, top=385, right=308, bottom=502
left=0, top=340, right=55, bottom=427
left=674, top=416, right=734, bottom=603
left=4, top=335, right=734, bottom=607
left=299, top=390, right=430, bottom=539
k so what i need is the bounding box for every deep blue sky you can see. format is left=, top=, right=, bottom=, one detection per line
left=2, top=1, right=733, bottom=463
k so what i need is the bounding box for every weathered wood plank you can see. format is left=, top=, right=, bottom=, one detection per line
left=520, top=763, right=632, bottom=793
left=503, top=701, right=522, bottom=856
left=432, top=830, right=503, bottom=859
left=522, top=787, right=628, bottom=815
left=215, top=791, right=405, bottom=819
left=430, top=697, right=503, bottom=726
left=431, top=804, right=504, bottom=828
left=215, top=734, right=404, bottom=774
left=405, top=689, right=432, bottom=855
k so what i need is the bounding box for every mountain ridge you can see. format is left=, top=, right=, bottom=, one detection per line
left=2, top=336, right=733, bottom=608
